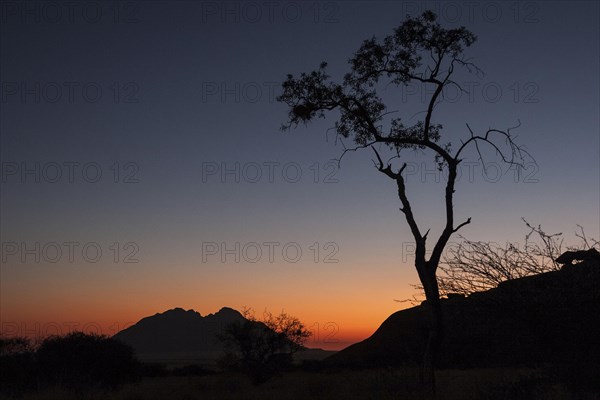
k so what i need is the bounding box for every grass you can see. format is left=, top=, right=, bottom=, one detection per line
left=2, top=367, right=598, bottom=400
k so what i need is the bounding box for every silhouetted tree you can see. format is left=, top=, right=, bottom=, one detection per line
left=36, top=332, right=140, bottom=391
left=218, top=308, right=311, bottom=384
left=0, top=336, right=37, bottom=396
left=278, top=11, right=532, bottom=396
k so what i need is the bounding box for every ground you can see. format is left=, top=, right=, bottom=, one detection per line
left=3, top=367, right=596, bottom=400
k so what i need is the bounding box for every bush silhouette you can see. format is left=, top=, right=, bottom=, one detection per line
left=36, top=331, right=140, bottom=391
left=0, top=337, right=37, bottom=396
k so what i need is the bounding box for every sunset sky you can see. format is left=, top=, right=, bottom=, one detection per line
left=1, top=1, right=599, bottom=351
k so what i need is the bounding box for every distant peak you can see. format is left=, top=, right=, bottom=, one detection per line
left=218, top=307, right=242, bottom=316
left=161, top=308, right=202, bottom=317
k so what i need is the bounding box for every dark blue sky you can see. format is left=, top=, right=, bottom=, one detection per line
left=1, top=1, right=599, bottom=347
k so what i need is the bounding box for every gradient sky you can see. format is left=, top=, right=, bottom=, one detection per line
left=1, top=1, right=599, bottom=351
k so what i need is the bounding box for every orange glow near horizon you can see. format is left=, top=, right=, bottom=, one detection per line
left=0, top=303, right=408, bottom=352
left=0, top=259, right=417, bottom=352
left=1, top=255, right=414, bottom=350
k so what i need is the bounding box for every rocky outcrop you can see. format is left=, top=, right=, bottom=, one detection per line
left=327, top=256, right=600, bottom=369
left=555, top=248, right=600, bottom=266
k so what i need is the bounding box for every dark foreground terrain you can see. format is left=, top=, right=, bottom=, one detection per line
left=1, top=367, right=597, bottom=400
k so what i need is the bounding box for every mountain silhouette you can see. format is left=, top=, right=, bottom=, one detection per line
left=113, top=307, right=335, bottom=363
left=327, top=257, right=600, bottom=369
left=113, top=307, right=245, bottom=359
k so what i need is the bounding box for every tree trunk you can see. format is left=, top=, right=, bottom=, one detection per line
left=421, top=297, right=442, bottom=399
left=418, top=267, right=442, bottom=399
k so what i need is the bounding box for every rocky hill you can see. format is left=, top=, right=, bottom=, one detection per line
left=327, top=257, right=600, bottom=369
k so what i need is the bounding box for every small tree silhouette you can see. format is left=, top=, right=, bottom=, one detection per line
left=218, top=308, right=311, bottom=384
left=278, top=11, right=533, bottom=396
